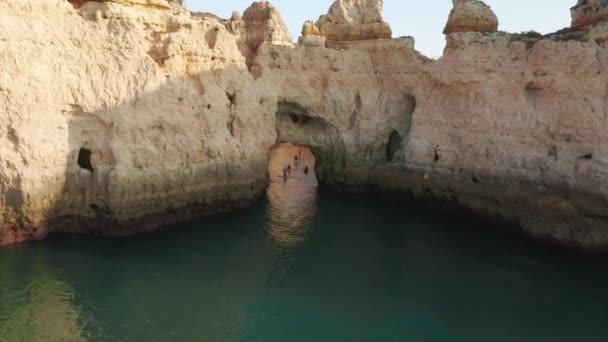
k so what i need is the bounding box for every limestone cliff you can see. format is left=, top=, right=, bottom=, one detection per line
left=2, top=0, right=608, bottom=252
left=0, top=0, right=276, bottom=243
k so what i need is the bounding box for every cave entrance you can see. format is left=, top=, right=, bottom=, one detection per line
left=266, top=143, right=318, bottom=249
left=77, top=147, right=94, bottom=172
left=274, top=100, right=346, bottom=186
left=267, top=143, right=317, bottom=190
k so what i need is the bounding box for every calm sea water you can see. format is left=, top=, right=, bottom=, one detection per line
left=1, top=145, right=608, bottom=341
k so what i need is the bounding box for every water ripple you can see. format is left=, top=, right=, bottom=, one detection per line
left=0, top=276, right=85, bottom=341
left=266, top=144, right=318, bottom=250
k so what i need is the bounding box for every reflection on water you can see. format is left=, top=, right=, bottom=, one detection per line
left=0, top=249, right=84, bottom=341
left=266, top=143, right=318, bottom=250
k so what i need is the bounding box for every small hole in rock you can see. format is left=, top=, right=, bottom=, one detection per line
left=226, top=92, right=236, bottom=108
left=434, top=145, right=441, bottom=162
left=386, top=130, right=403, bottom=162
left=472, top=176, right=480, bottom=184
left=227, top=115, right=236, bottom=137
left=77, top=148, right=94, bottom=172
left=581, top=153, right=593, bottom=160
left=548, top=145, right=558, bottom=159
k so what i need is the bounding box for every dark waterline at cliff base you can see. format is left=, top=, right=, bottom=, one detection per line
left=2, top=145, right=608, bottom=341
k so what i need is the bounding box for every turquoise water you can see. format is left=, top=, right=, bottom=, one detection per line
left=1, top=145, right=608, bottom=341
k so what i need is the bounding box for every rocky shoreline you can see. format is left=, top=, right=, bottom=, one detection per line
left=2, top=0, right=608, bottom=252
left=316, top=164, right=608, bottom=254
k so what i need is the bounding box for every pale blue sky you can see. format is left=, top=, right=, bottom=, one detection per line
left=185, top=0, right=575, bottom=58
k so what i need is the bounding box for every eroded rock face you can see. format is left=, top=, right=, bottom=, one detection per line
left=444, top=0, right=498, bottom=34
left=298, top=21, right=326, bottom=47
left=3, top=0, right=608, bottom=252
left=316, top=0, right=392, bottom=41
left=571, top=0, right=608, bottom=30
left=0, top=0, right=275, bottom=244
left=228, top=2, right=293, bottom=66
left=68, top=0, right=173, bottom=10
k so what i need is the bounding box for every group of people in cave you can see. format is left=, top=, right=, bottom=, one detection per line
left=282, top=145, right=309, bottom=182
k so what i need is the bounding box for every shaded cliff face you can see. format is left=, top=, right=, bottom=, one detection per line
left=2, top=0, right=608, bottom=251
left=0, top=0, right=277, bottom=243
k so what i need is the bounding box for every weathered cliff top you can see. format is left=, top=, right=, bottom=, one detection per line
left=226, top=2, right=293, bottom=67
left=571, top=0, right=608, bottom=30
left=315, top=0, right=392, bottom=41
left=69, top=0, right=176, bottom=10
left=443, top=0, right=498, bottom=34
left=66, top=0, right=608, bottom=53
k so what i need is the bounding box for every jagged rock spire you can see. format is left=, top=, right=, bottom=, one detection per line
left=443, top=0, right=498, bottom=35
left=227, top=2, right=294, bottom=67
left=314, top=0, right=392, bottom=41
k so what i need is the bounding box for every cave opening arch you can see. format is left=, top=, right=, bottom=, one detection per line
left=273, top=100, right=347, bottom=188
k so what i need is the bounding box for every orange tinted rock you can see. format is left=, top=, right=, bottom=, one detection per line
left=444, top=0, right=498, bottom=34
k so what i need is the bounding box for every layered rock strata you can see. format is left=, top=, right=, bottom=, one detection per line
left=299, top=21, right=326, bottom=47
left=2, top=0, right=608, bottom=252
left=444, top=0, right=498, bottom=34
left=571, top=0, right=608, bottom=30
left=316, top=0, right=392, bottom=41
left=569, top=0, right=608, bottom=43
left=68, top=0, right=173, bottom=10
